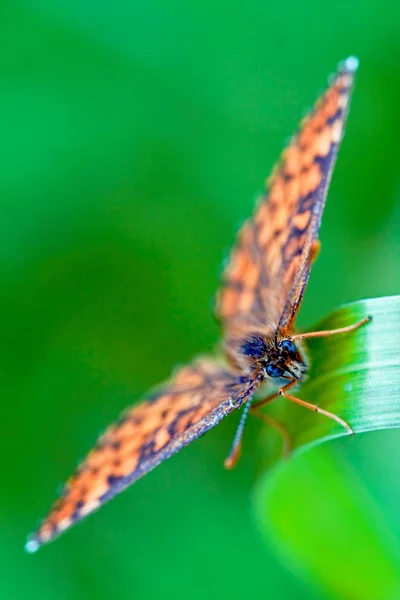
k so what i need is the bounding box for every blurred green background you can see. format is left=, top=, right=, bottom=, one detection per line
left=1, top=1, right=399, bottom=599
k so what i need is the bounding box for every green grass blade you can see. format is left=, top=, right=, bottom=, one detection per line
left=253, top=447, right=400, bottom=600
left=252, top=295, right=400, bottom=599
left=257, top=295, right=400, bottom=460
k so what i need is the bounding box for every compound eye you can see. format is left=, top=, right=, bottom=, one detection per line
left=265, top=363, right=285, bottom=378
left=280, top=339, right=297, bottom=356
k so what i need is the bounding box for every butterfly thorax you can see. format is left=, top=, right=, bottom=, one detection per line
left=225, top=333, right=307, bottom=382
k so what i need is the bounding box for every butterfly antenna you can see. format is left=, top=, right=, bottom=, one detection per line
left=224, top=397, right=253, bottom=470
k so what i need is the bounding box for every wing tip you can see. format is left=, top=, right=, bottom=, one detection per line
left=338, top=56, right=359, bottom=74
left=25, top=536, right=41, bottom=554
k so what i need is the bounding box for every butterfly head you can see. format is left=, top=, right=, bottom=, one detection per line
left=240, top=335, right=307, bottom=381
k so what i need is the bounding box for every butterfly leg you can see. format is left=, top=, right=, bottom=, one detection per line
left=250, top=408, right=292, bottom=458
left=309, top=239, right=321, bottom=263
left=224, top=397, right=293, bottom=469
left=291, top=315, right=371, bottom=341
left=242, top=381, right=298, bottom=459
left=279, top=388, right=353, bottom=434
left=251, top=379, right=297, bottom=410
left=277, top=317, right=370, bottom=434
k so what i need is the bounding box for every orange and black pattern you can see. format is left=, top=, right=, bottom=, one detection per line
left=216, top=59, right=356, bottom=339
left=27, top=360, right=257, bottom=549
left=27, top=58, right=358, bottom=552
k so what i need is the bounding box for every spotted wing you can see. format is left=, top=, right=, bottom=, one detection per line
left=216, top=57, right=358, bottom=339
left=26, top=360, right=256, bottom=551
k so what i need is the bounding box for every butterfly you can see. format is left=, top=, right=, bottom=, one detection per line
left=26, top=56, right=370, bottom=552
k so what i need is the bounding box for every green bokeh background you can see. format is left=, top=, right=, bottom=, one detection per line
left=1, top=1, right=399, bottom=599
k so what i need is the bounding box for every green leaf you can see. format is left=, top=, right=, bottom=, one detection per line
left=253, top=447, right=400, bottom=600
left=256, top=295, right=400, bottom=462
left=252, top=295, right=400, bottom=600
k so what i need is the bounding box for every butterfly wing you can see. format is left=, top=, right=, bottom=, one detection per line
left=216, top=57, right=358, bottom=340
left=27, top=360, right=256, bottom=551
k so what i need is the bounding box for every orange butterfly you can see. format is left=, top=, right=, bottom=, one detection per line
left=26, top=56, right=370, bottom=552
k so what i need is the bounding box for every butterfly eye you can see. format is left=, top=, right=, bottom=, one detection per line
left=280, top=339, right=297, bottom=356
left=265, top=363, right=285, bottom=378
